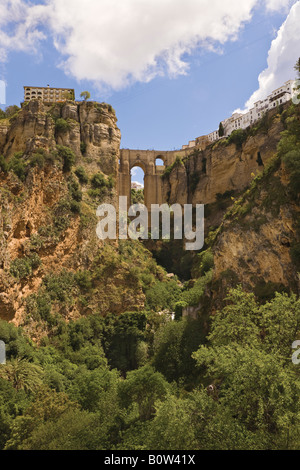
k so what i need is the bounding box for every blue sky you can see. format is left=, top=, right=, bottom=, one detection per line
left=0, top=0, right=299, bottom=185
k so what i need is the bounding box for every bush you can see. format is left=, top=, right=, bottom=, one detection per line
left=80, top=142, right=87, bottom=155
left=162, top=156, right=184, bottom=179
left=56, top=146, right=76, bottom=172
left=0, top=155, right=8, bottom=173
left=10, top=258, right=32, bottom=279
left=10, top=254, right=41, bottom=279
left=43, top=270, right=75, bottom=305
left=29, top=150, right=46, bottom=169
left=75, top=167, right=88, bottom=184
left=90, top=172, right=107, bottom=189
left=75, top=271, right=93, bottom=291
left=198, top=250, right=214, bottom=276
left=5, top=105, right=20, bottom=118
left=227, top=129, right=247, bottom=150
left=70, top=200, right=81, bottom=214
left=68, top=180, right=82, bottom=202
left=107, top=175, right=115, bottom=189
left=55, top=118, right=70, bottom=133
left=8, top=153, right=26, bottom=181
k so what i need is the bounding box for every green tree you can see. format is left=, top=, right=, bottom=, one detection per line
left=80, top=91, right=91, bottom=101
left=118, top=365, right=170, bottom=421
left=193, top=344, right=300, bottom=448
left=0, top=359, right=43, bottom=392
left=219, top=122, right=225, bottom=137
left=207, top=285, right=260, bottom=347
left=5, top=105, right=20, bottom=118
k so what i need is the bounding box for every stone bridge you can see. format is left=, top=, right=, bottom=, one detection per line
left=118, top=148, right=190, bottom=209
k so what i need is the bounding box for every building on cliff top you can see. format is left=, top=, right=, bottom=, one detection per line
left=182, top=79, right=295, bottom=150
left=24, top=86, right=75, bottom=103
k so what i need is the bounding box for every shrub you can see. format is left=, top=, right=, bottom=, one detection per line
left=162, top=156, right=184, bottom=179
left=5, top=105, right=20, bottom=118
left=87, top=188, right=106, bottom=200
left=10, top=254, right=41, bottom=279
left=227, top=129, right=247, bottom=150
left=29, top=150, right=46, bottom=169
left=43, top=270, right=75, bottom=304
left=70, top=200, right=81, bottom=214
left=29, top=253, right=42, bottom=270
left=0, top=155, right=8, bottom=173
left=75, top=271, right=93, bottom=291
left=254, top=279, right=288, bottom=303
left=56, top=146, right=76, bottom=172
left=107, top=175, right=115, bottom=189
left=68, top=180, right=82, bottom=202
left=75, top=167, right=89, bottom=184
left=10, top=258, right=32, bottom=279
left=90, top=172, right=107, bottom=189
left=131, top=188, right=144, bottom=204
left=198, top=250, right=214, bottom=276
left=8, top=153, right=26, bottom=181
left=80, top=142, right=87, bottom=155
left=55, top=118, right=70, bottom=133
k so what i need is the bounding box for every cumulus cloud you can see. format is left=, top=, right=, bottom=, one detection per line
left=0, top=0, right=46, bottom=61
left=238, top=0, right=300, bottom=112
left=0, top=0, right=297, bottom=90
left=265, top=0, right=293, bottom=11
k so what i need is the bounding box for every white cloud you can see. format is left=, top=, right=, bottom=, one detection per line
left=239, top=1, right=300, bottom=112
left=265, top=0, right=293, bottom=11
left=0, top=0, right=296, bottom=91
left=131, top=167, right=139, bottom=177
left=0, top=0, right=46, bottom=61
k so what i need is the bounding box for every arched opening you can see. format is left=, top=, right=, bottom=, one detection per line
left=131, top=165, right=145, bottom=205
left=155, top=157, right=165, bottom=167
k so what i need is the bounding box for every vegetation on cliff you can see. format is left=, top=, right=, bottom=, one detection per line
left=0, top=90, right=299, bottom=450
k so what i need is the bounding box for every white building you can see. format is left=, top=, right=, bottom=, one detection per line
left=131, top=181, right=144, bottom=190
left=182, top=79, right=295, bottom=149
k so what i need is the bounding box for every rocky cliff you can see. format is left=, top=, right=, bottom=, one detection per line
left=161, top=102, right=300, bottom=309
left=162, top=107, right=284, bottom=207
left=0, top=100, right=168, bottom=337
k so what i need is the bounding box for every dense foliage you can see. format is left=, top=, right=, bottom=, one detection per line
left=0, top=287, right=299, bottom=450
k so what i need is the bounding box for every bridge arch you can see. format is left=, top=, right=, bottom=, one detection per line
left=118, top=148, right=189, bottom=210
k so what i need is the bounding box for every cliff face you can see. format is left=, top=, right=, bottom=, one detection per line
left=161, top=103, right=300, bottom=307
left=162, top=110, right=284, bottom=206
left=0, top=100, right=121, bottom=176
left=210, top=161, right=299, bottom=302
left=0, top=98, right=298, bottom=330
left=0, top=100, right=163, bottom=334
